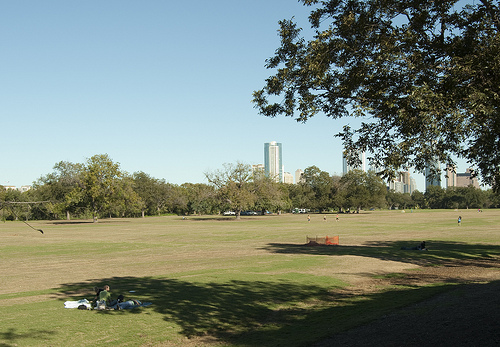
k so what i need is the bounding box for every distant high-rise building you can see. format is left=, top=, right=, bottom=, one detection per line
left=252, top=164, right=265, bottom=176
left=388, top=171, right=416, bottom=194
left=1, top=185, right=31, bottom=192
left=457, top=168, right=480, bottom=188
left=264, top=141, right=283, bottom=183
left=446, top=167, right=479, bottom=188
left=368, top=163, right=382, bottom=174
left=295, top=169, right=304, bottom=184
left=425, top=159, right=441, bottom=190
left=410, top=177, right=417, bottom=193
left=446, top=166, right=457, bottom=188
left=19, top=186, right=31, bottom=193
left=283, top=172, right=294, bottom=184
left=342, top=150, right=366, bottom=174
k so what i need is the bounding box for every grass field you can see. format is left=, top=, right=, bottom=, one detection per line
left=1, top=209, right=499, bottom=346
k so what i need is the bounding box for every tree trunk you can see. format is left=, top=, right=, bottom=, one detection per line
left=66, top=210, right=70, bottom=220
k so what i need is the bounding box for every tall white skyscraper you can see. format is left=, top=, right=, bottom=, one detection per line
left=342, top=150, right=366, bottom=174
left=264, top=141, right=283, bottom=182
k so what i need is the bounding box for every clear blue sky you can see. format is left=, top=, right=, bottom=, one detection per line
left=1, top=0, right=470, bottom=190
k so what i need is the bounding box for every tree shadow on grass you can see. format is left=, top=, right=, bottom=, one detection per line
left=45, top=274, right=500, bottom=346
left=261, top=240, right=500, bottom=267
left=186, top=217, right=241, bottom=221
left=49, top=219, right=132, bottom=225
left=0, top=328, right=55, bottom=347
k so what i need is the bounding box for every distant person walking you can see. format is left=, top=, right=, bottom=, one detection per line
left=458, top=216, right=462, bottom=226
left=307, top=215, right=311, bottom=223
left=336, top=214, right=339, bottom=222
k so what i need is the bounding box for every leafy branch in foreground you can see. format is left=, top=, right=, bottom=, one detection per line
left=253, top=0, right=500, bottom=189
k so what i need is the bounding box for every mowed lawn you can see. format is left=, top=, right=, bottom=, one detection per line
left=1, top=210, right=499, bottom=346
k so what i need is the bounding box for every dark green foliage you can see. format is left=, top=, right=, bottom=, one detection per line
left=205, top=162, right=257, bottom=218
left=4, top=159, right=500, bottom=222
left=340, top=169, right=387, bottom=211
left=253, top=0, right=500, bottom=189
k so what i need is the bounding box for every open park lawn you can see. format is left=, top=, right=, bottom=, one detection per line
left=1, top=210, right=499, bottom=346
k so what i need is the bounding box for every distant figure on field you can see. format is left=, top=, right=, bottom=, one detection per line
left=401, top=241, right=428, bottom=251
left=307, top=215, right=311, bottom=223
left=336, top=214, right=339, bottom=222
left=323, top=215, right=327, bottom=222
left=458, top=216, right=462, bottom=226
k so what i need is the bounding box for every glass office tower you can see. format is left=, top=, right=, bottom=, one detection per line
left=264, top=141, right=283, bottom=182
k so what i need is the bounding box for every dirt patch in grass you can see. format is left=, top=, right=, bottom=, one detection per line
left=0, top=294, right=56, bottom=307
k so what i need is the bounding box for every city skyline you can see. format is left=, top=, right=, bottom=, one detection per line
left=3, top=141, right=480, bottom=192
left=446, top=167, right=480, bottom=189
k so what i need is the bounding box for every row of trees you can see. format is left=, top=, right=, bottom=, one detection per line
left=1, top=155, right=498, bottom=222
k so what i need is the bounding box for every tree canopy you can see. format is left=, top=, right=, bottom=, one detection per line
left=300, top=165, right=340, bottom=212
left=339, top=169, right=387, bottom=211
left=67, top=154, right=134, bottom=222
left=33, top=161, right=84, bottom=219
left=205, top=162, right=257, bottom=219
left=253, top=0, right=500, bottom=189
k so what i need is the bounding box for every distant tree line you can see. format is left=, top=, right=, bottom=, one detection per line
left=1, top=154, right=499, bottom=221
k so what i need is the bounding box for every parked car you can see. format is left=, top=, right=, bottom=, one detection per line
left=223, top=211, right=235, bottom=215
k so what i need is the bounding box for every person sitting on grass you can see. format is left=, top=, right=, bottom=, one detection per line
left=99, top=285, right=118, bottom=308
left=401, top=241, right=428, bottom=251
left=93, top=286, right=104, bottom=302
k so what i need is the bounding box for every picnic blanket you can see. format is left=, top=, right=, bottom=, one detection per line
left=64, top=298, right=152, bottom=310
left=64, top=299, right=91, bottom=309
